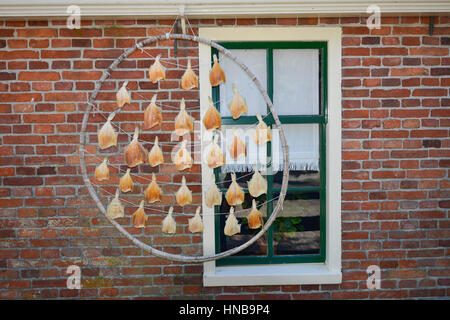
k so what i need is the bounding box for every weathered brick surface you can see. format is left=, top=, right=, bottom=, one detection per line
left=0, top=16, right=448, bottom=299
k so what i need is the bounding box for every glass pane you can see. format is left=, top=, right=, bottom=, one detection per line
left=217, top=193, right=267, bottom=257
left=273, top=49, right=320, bottom=115
left=271, top=124, right=319, bottom=175
left=272, top=192, right=321, bottom=256
left=221, top=124, right=269, bottom=173
left=219, top=49, right=267, bottom=117
left=272, top=170, right=320, bottom=189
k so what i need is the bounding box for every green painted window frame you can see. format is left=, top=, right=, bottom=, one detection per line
left=212, top=41, right=328, bottom=266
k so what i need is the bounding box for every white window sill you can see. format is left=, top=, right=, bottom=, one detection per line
left=203, top=263, right=342, bottom=287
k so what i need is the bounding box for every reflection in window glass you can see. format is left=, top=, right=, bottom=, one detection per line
left=217, top=192, right=268, bottom=257
left=272, top=192, right=320, bottom=256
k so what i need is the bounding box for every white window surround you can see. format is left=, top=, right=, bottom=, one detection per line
left=198, top=27, right=342, bottom=287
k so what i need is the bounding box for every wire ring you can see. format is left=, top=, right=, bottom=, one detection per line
left=79, top=33, right=289, bottom=263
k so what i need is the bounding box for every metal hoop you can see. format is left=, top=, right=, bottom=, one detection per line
left=79, top=33, right=289, bottom=263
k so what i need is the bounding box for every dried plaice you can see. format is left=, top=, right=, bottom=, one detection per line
left=224, top=207, right=241, bottom=236
left=162, top=207, right=176, bottom=234
left=173, top=140, right=193, bottom=171
left=247, top=167, right=267, bottom=198
left=119, top=168, right=134, bottom=193
left=94, top=158, right=110, bottom=181
left=116, top=81, right=131, bottom=109
left=254, top=113, right=271, bottom=145
left=174, top=98, right=194, bottom=136
left=148, top=136, right=164, bottom=167
left=188, top=207, right=203, bottom=234
left=175, top=176, right=192, bottom=207
left=247, top=199, right=264, bottom=229
left=202, top=96, right=221, bottom=131
left=206, top=134, right=225, bottom=169
left=148, top=54, right=166, bottom=83
left=124, top=127, right=148, bottom=168
left=205, top=174, right=222, bottom=208
left=209, top=54, right=226, bottom=87
left=106, top=189, right=124, bottom=220
left=98, top=113, right=117, bottom=150
left=228, top=84, right=248, bottom=119
left=181, top=59, right=198, bottom=90
left=132, top=200, right=147, bottom=228
left=228, top=128, right=247, bottom=160
left=225, top=173, right=245, bottom=206
left=143, top=94, right=162, bottom=130
left=144, top=173, right=163, bottom=203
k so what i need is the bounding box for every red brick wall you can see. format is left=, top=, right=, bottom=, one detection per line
left=0, top=16, right=449, bottom=299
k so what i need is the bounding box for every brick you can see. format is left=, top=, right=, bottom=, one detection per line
left=18, top=72, right=61, bottom=81
left=391, top=68, right=428, bottom=76
left=410, top=47, right=449, bottom=56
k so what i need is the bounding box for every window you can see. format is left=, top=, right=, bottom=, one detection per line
left=212, top=42, right=327, bottom=266
left=199, top=27, right=342, bottom=286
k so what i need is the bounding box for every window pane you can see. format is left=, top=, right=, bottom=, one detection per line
left=273, top=49, right=320, bottom=115
left=219, top=49, right=267, bottom=117
left=271, top=124, right=319, bottom=175
left=272, top=192, right=321, bottom=256
left=272, top=170, right=320, bottom=189
left=216, top=193, right=268, bottom=257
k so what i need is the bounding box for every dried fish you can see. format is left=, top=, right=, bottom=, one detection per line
left=175, top=176, right=192, bottom=207
left=228, top=83, right=247, bottom=119
left=254, top=113, right=271, bottom=145
left=209, top=54, right=226, bottom=87
left=132, top=200, right=147, bottom=228
left=205, top=174, right=222, bottom=208
left=203, top=96, right=221, bottom=131
left=247, top=167, right=267, bottom=198
left=144, top=173, right=163, bottom=203
left=162, top=206, right=176, bottom=234
left=173, top=139, right=193, bottom=171
left=98, top=113, right=117, bottom=150
left=148, top=136, right=164, bottom=167
left=106, top=189, right=124, bottom=220
left=181, top=59, right=198, bottom=90
left=188, top=207, right=203, bottom=233
left=174, top=98, right=194, bottom=136
left=247, top=199, right=264, bottom=229
left=224, top=207, right=241, bottom=236
left=149, top=54, right=166, bottom=83
left=94, top=158, right=110, bottom=181
left=116, top=81, right=131, bottom=109
left=228, top=128, right=247, bottom=160
left=225, top=173, right=245, bottom=206
left=206, top=134, right=225, bottom=169
left=119, top=168, right=134, bottom=193
left=143, top=94, right=162, bottom=130
left=124, top=127, right=148, bottom=168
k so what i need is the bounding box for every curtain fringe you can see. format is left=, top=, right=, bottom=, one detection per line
left=221, top=160, right=319, bottom=173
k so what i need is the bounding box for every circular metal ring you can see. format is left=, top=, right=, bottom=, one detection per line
left=79, top=33, right=289, bottom=263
